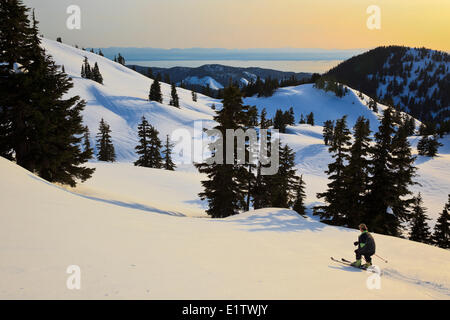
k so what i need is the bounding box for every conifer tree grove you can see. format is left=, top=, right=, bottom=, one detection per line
left=432, top=195, right=450, bottom=249
left=96, top=118, right=116, bottom=162
left=0, top=1, right=94, bottom=186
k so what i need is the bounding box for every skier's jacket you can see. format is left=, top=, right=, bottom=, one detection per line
left=357, top=231, right=376, bottom=255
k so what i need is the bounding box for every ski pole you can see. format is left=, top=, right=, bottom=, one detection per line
left=375, top=254, right=388, bottom=263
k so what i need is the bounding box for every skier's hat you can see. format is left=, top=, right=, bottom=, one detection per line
left=358, top=223, right=368, bottom=231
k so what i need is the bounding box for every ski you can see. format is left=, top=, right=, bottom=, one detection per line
left=330, top=257, right=380, bottom=274
left=330, top=257, right=351, bottom=266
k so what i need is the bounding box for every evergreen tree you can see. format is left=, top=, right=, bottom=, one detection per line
left=273, top=109, right=287, bottom=133
left=316, top=116, right=352, bottom=225
left=162, top=135, right=176, bottom=171
left=192, top=91, right=198, bottom=102
left=195, top=85, right=248, bottom=218
left=81, top=56, right=92, bottom=79
left=306, top=112, right=315, bottom=126
left=299, top=113, right=306, bottom=124
left=409, top=194, right=432, bottom=244
left=134, top=116, right=152, bottom=167
left=343, top=117, right=372, bottom=228
left=149, top=78, right=163, bottom=103
left=322, top=120, right=334, bottom=146
left=170, top=83, right=180, bottom=108
left=390, top=124, right=417, bottom=227
left=82, top=126, right=94, bottom=160
left=0, top=4, right=94, bottom=186
left=366, top=107, right=416, bottom=236
left=292, top=174, right=307, bottom=216
left=146, top=124, right=163, bottom=168
left=286, top=107, right=295, bottom=125
left=271, top=143, right=299, bottom=208
left=259, top=108, right=270, bottom=128
left=92, top=62, right=103, bottom=84
left=117, top=53, right=125, bottom=65
left=432, top=195, right=450, bottom=249
left=368, top=98, right=378, bottom=113
left=418, top=135, right=443, bottom=157
left=96, top=118, right=116, bottom=162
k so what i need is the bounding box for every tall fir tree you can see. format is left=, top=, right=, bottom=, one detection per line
left=432, top=195, right=450, bottom=249
left=149, top=78, right=163, bottom=103
left=365, top=107, right=416, bottom=236
left=96, top=118, right=116, bottom=162
left=195, top=85, right=248, bottom=218
left=409, top=194, right=432, bottom=244
left=146, top=124, right=163, bottom=168
left=390, top=123, right=417, bottom=227
left=306, top=112, right=315, bottom=126
left=316, top=116, right=352, bottom=225
left=0, top=3, right=94, bottom=186
left=270, top=143, right=299, bottom=208
left=162, top=135, right=176, bottom=171
left=169, top=83, right=180, bottom=108
left=82, top=126, right=94, bottom=160
left=322, top=120, right=334, bottom=146
left=134, top=116, right=152, bottom=167
left=343, top=117, right=372, bottom=228
left=92, top=62, right=103, bottom=84
left=292, top=174, right=307, bottom=216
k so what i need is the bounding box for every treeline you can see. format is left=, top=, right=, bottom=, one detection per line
left=272, top=108, right=315, bottom=133
left=315, top=107, right=449, bottom=248
left=314, top=78, right=348, bottom=98
left=0, top=1, right=94, bottom=187
left=241, top=74, right=320, bottom=98
left=195, top=85, right=307, bottom=218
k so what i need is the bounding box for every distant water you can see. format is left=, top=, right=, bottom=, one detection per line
left=127, top=60, right=342, bottom=73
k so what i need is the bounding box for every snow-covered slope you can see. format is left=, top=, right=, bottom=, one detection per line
left=42, top=38, right=218, bottom=161
left=1, top=40, right=449, bottom=299
left=244, top=84, right=385, bottom=133
left=42, top=38, right=449, bottom=222
left=1, top=156, right=450, bottom=299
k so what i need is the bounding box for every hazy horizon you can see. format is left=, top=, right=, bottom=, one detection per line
left=23, top=0, right=450, bottom=52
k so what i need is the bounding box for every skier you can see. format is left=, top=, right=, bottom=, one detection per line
left=351, top=223, right=376, bottom=269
